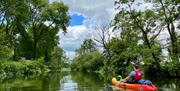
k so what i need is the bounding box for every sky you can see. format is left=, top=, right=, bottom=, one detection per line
left=55, top=0, right=115, bottom=59
left=51, top=0, right=169, bottom=59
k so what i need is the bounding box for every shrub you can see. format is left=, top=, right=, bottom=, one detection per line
left=71, top=51, right=104, bottom=72
left=0, top=59, right=49, bottom=79
left=162, top=61, right=180, bottom=77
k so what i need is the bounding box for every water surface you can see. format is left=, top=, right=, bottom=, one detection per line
left=0, top=71, right=179, bottom=91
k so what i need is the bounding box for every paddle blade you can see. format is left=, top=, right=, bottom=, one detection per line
left=112, top=77, right=118, bottom=85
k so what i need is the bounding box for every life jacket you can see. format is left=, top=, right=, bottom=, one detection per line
left=133, top=69, right=142, bottom=81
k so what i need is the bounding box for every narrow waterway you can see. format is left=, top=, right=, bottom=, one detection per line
left=0, top=71, right=179, bottom=91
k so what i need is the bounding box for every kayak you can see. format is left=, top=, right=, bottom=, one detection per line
left=112, top=77, right=157, bottom=91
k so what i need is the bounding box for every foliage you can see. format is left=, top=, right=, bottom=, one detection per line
left=24, top=0, right=70, bottom=60
left=72, top=39, right=102, bottom=72
left=161, top=61, right=180, bottom=77
left=0, top=58, right=49, bottom=79
left=0, top=0, right=70, bottom=61
left=71, top=51, right=104, bottom=72
left=17, top=36, right=33, bottom=59
left=106, top=38, right=139, bottom=75
left=75, top=39, right=97, bottom=56
left=49, top=47, right=64, bottom=69
left=114, top=0, right=162, bottom=65
left=109, top=0, right=179, bottom=71
left=152, top=0, right=180, bottom=61
left=0, top=31, right=13, bottom=60
left=110, top=0, right=172, bottom=77
left=0, top=0, right=30, bottom=60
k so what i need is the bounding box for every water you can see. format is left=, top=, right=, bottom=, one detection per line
left=151, top=78, right=180, bottom=91
left=0, top=71, right=179, bottom=91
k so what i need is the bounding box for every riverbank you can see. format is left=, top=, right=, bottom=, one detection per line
left=144, top=61, right=180, bottom=78
left=0, top=59, right=50, bottom=80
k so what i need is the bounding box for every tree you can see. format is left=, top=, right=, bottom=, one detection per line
left=50, top=47, right=64, bottom=68
left=153, top=0, right=180, bottom=61
left=108, top=38, right=138, bottom=75
left=75, top=39, right=97, bottom=56
left=72, top=51, right=104, bottom=72
left=0, top=0, right=70, bottom=61
left=27, top=0, right=70, bottom=59
left=93, top=24, right=115, bottom=76
left=0, top=0, right=29, bottom=60
left=17, top=35, right=33, bottom=59
left=114, top=0, right=163, bottom=67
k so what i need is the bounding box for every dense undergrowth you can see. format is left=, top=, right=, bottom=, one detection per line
left=0, top=58, right=50, bottom=80
left=71, top=51, right=104, bottom=73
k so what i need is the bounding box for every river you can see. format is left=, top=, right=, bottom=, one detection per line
left=0, top=71, right=179, bottom=91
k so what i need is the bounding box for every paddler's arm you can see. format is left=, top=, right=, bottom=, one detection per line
left=122, top=71, right=134, bottom=82
left=121, top=76, right=130, bottom=82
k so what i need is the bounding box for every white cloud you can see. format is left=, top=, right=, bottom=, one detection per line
left=61, top=0, right=115, bottom=25
left=59, top=25, right=89, bottom=59
left=65, top=51, right=76, bottom=60
left=55, top=0, right=116, bottom=59
left=62, top=26, right=87, bottom=40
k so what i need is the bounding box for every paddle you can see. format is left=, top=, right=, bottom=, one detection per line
left=112, top=75, right=125, bottom=85
left=117, top=75, right=122, bottom=81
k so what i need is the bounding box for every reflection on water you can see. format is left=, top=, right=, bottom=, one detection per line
left=60, top=75, right=78, bottom=91
left=59, top=71, right=112, bottom=91
left=0, top=71, right=179, bottom=91
left=151, top=77, right=180, bottom=91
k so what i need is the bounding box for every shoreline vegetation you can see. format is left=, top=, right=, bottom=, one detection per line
left=71, top=51, right=180, bottom=79
left=70, top=38, right=180, bottom=80
left=0, top=58, right=51, bottom=81
left=0, top=0, right=70, bottom=80
left=0, top=58, right=68, bottom=81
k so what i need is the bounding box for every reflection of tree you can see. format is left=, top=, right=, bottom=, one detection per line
left=0, top=78, right=42, bottom=91
left=166, top=79, right=180, bottom=89
left=0, top=72, right=69, bottom=91
left=42, top=71, right=68, bottom=91
left=70, top=71, right=104, bottom=91
left=149, top=77, right=180, bottom=90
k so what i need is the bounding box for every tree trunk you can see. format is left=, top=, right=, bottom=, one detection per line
left=33, top=39, right=37, bottom=60
left=169, top=23, right=179, bottom=61
left=143, top=31, right=160, bottom=68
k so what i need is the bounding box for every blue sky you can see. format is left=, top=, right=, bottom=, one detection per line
left=69, top=14, right=85, bottom=26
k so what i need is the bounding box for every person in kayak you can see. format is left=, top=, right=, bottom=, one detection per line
left=121, top=64, right=144, bottom=84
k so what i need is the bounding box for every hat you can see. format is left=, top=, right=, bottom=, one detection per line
left=134, top=64, right=138, bottom=69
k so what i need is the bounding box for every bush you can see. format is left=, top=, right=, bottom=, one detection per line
left=0, top=59, right=49, bottom=79
left=161, top=61, right=180, bottom=77
left=71, top=51, right=104, bottom=72
left=144, top=63, right=170, bottom=77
